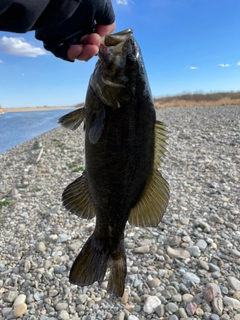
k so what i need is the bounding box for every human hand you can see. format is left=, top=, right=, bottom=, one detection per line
left=67, top=22, right=116, bottom=62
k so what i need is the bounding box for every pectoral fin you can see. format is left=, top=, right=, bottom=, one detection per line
left=62, top=171, right=95, bottom=219
left=58, top=108, right=85, bottom=131
left=128, top=120, right=169, bottom=227
left=89, top=107, right=105, bottom=144
left=128, top=169, right=169, bottom=227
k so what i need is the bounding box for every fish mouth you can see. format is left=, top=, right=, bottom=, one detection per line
left=103, top=28, right=133, bottom=47
left=100, top=28, right=133, bottom=54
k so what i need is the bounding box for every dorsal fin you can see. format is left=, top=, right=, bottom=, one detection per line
left=128, top=120, right=169, bottom=227
left=62, top=171, right=95, bottom=219
left=58, top=108, right=85, bottom=131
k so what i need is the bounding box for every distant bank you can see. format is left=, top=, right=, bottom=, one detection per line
left=1, top=106, right=76, bottom=113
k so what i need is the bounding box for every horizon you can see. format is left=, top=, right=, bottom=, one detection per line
left=0, top=0, right=240, bottom=108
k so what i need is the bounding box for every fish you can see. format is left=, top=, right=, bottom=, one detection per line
left=58, top=28, right=169, bottom=297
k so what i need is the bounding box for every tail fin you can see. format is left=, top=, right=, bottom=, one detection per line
left=69, top=235, right=126, bottom=297
left=107, top=240, right=126, bottom=297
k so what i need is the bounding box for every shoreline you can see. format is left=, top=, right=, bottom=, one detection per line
left=1, top=106, right=76, bottom=113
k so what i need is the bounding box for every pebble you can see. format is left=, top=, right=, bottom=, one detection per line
left=35, top=241, right=46, bottom=252
left=14, top=303, right=27, bottom=317
left=3, top=291, right=18, bottom=303
left=13, top=294, right=26, bottom=306
left=55, top=303, right=68, bottom=311
left=121, top=290, right=128, bottom=304
left=183, top=272, right=201, bottom=284
left=165, top=302, right=179, bottom=313
left=143, top=296, right=161, bottom=314
left=196, top=239, right=208, bottom=251
left=133, top=245, right=150, bottom=253
left=0, top=106, right=239, bottom=320
left=146, top=275, right=161, bottom=287
left=167, top=247, right=190, bottom=259
left=227, top=276, right=240, bottom=291
left=58, top=310, right=70, bottom=320
left=223, top=296, right=240, bottom=310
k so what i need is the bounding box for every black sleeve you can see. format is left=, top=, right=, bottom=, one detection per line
left=0, top=0, right=115, bottom=61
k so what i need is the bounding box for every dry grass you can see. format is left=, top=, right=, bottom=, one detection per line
left=1, top=92, right=239, bottom=113
left=154, top=91, right=240, bottom=108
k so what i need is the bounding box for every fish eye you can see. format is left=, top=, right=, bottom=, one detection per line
left=126, top=54, right=136, bottom=66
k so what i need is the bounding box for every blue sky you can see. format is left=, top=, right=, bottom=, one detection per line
left=0, top=0, right=240, bottom=108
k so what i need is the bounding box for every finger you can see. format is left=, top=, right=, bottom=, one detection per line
left=67, top=44, right=84, bottom=61
left=81, top=33, right=102, bottom=46
left=95, top=22, right=116, bottom=36
left=75, top=44, right=99, bottom=61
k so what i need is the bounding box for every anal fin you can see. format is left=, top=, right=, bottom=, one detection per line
left=62, top=171, right=95, bottom=219
left=58, top=108, right=85, bottom=131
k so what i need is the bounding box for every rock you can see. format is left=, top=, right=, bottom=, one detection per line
left=58, top=310, right=70, bottom=320
left=186, top=245, right=201, bottom=257
left=155, top=304, right=165, bottom=317
left=185, top=301, right=197, bottom=316
left=77, top=294, right=88, bottom=304
left=212, top=296, right=223, bottom=316
left=14, top=303, right=27, bottom=317
left=178, top=307, right=188, bottom=318
left=182, top=294, right=194, bottom=302
left=223, top=296, right=240, bottom=310
left=196, top=239, right=208, bottom=251
left=1, top=307, right=12, bottom=317
left=143, top=296, right=161, bottom=314
left=121, top=290, right=128, bottom=305
left=165, top=302, right=179, bottom=313
left=116, top=311, right=125, bottom=320
left=3, top=291, right=18, bottom=303
left=183, top=272, right=201, bottom=284
left=233, top=291, right=240, bottom=299
left=203, top=284, right=215, bottom=302
left=13, top=294, right=27, bottom=306
left=227, top=276, right=240, bottom=291
left=167, top=247, right=190, bottom=259
left=199, top=260, right=209, bottom=270
left=55, top=303, right=68, bottom=311
left=54, top=265, right=67, bottom=274
left=57, top=234, right=71, bottom=243
left=146, top=275, right=161, bottom=288
left=133, top=245, right=150, bottom=253
left=35, top=241, right=46, bottom=252
left=212, top=214, right=224, bottom=224
left=172, top=293, right=182, bottom=302
left=195, top=307, right=204, bottom=316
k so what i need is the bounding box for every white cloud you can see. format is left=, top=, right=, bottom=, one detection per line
left=219, top=63, right=230, bottom=67
left=237, top=61, right=240, bottom=66
left=0, top=59, right=3, bottom=63
left=187, top=66, right=197, bottom=70
left=0, top=36, right=46, bottom=57
left=116, top=0, right=130, bottom=4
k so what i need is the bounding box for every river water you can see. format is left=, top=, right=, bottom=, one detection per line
left=0, top=109, right=75, bottom=154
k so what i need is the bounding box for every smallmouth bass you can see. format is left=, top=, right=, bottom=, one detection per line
left=58, top=29, right=169, bottom=297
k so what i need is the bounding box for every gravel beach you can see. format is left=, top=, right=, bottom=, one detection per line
left=0, top=105, right=239, bottom=320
